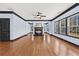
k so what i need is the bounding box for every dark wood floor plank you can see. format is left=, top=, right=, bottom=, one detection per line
left=0, top=33, right=79, bottom=56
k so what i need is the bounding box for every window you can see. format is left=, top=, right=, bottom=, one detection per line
left=67, top=13, right=79, bottom=38
left=46, top=24, right=49, bottom=31
left=44, top=23, right=48, bottom=32
left=35, top=23, right=42, bottom=27
left=60, top=18, right=66, bottom=34
left=54, top=21, right=60, bottom=34
left=29, top=23, right=33, bottom=31
left=76, top=15, right=79, bottom=37
left=54, top=12, right=79, bottom=39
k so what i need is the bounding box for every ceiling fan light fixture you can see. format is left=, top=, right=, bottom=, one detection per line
left=32, top=11, right=46, bottom=20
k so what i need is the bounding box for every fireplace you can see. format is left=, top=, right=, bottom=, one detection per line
left=34, top=23, right=43, bottom=36
left=34, top=27, right=43, bottom=36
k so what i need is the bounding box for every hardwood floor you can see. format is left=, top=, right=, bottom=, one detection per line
left=0, top=33, right=79, bottom=56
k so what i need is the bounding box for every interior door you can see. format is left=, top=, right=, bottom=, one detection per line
left=0, top=21, right=1, bottom=40
left=0, top=18, right=10, bottom=41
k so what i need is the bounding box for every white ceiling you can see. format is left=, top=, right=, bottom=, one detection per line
left=0, top=3, right=75, bottom=20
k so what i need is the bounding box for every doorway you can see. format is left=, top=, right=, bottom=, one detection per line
left=0, top=18, right=10, bottom=41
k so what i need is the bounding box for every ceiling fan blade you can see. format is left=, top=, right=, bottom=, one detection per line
left=32, top=12, right=46, bottom=19
left=34, top=16, right=37, bottom=18
left=38, top=12, right=42, bottom=15
left=41, top=15, right=46, bottom=17
left=39, top=17, right=41, bottom=19
left=32, top=14, right=37, bottom=16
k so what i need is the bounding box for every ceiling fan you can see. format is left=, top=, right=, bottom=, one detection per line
left=33, top=12, right=46, bottom=19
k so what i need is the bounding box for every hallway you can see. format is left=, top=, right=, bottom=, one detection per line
left=0, top=33, right=79, bottom=56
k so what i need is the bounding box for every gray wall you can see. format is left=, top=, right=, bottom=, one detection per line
left=0, top=13, right=51, bottom=40
left=47, top=21, right=52, bottom=34
left=11, top=14, right=30, bottom=40
left=0, top=13, right=30, bottom=40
